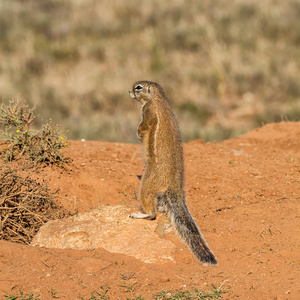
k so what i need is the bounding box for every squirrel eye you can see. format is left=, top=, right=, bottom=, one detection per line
left=135, top=84, right=143, bottom=90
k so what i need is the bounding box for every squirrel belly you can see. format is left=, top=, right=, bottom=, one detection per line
left=128, top=81, right=218, bottom=266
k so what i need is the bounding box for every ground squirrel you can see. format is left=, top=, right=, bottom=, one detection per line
left=129, top=80, right=218, bottom=266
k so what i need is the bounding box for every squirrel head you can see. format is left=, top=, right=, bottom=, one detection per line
left=129, top=81, right=164, bottom=104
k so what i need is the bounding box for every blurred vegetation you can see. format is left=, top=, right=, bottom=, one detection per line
left=0, top=0, right=299, bottom=143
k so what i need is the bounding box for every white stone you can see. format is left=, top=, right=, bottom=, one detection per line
left=31, top=205, right=176, bottom=264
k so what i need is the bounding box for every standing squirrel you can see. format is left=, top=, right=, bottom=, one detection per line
left=129, top=80, right=218, bottom=266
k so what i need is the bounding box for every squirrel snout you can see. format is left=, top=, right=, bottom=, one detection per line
left=129, top=90, right=136, bottom=99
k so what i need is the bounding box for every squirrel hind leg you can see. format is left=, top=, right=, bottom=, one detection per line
left=157, top=193, right=167, bottom=213
left=129, top=212, right=157, bottom=220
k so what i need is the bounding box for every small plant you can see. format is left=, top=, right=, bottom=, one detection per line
left=122, top=190, right=137, bottom=200
left=91, top=286, right=110, bottom=300
left=194, top=286, right=224, bottom=299
left=119, top=281, right=137, bottom=293
left=121, top=273, right=135, bottom=280
left=89, top=291, right=109, bottom=300
left=126, top=296, right=144, bottom=300
left=79, top=286, right=110, bottom=300
left=50, top=288, right=59, bottom=299
left=79, top=290, right=109, bottom=300
left=0, top=98, right=68, bottom=165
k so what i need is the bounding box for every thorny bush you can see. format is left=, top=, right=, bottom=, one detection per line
left=0, top=98, right=69, bottom=165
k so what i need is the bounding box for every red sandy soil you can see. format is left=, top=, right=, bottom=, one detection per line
left=0, top=122, right=299, bottom=299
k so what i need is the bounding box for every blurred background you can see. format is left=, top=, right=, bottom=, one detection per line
left=0, top=0, right=299, bottom=143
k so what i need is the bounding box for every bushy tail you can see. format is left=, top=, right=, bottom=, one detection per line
left=163, top=190, right=218, bottom=266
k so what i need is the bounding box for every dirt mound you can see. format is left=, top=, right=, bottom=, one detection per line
left=0, top=122, right=299, bottom=299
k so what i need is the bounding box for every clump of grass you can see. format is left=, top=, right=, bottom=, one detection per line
left=79, top=288, right=110, bottom=300
left=0, top=98, right=68, bottom=165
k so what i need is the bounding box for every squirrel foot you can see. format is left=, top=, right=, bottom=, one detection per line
left=129, top=212, right=156, bottom=220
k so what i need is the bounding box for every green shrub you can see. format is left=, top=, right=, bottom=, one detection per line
left=0, top=98, right=68, bottom=165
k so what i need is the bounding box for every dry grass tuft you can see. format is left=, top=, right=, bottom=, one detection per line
left=0, top=166, right=70, bottom=245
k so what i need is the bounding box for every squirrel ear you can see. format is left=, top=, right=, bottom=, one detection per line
left=148, top=86, right=154, bottom=95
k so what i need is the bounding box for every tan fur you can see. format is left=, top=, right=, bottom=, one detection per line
left=129, top=81, right=218, bottom=266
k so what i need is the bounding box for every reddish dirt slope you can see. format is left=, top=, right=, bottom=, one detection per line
left=0, top=122, right=299, bottom=299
